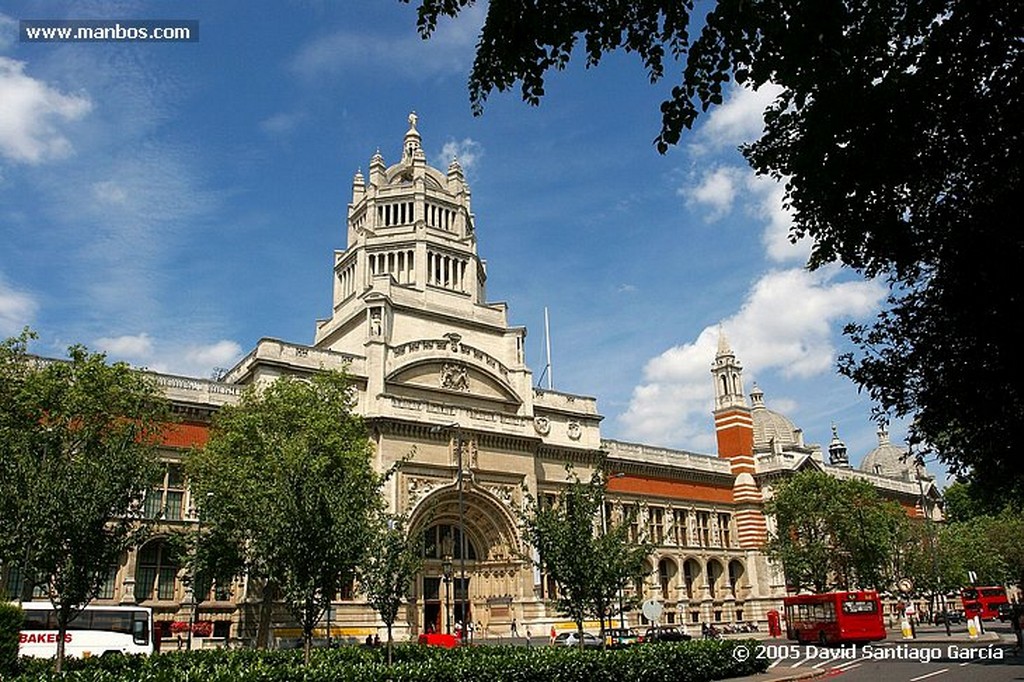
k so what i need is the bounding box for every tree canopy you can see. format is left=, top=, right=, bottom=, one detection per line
left=405, top=0, right=1024, bottom=497
left=186, top=370, right=381, bottom=662
left=358, top=513, right=422, bottom=664
left=520, top=468, right=650, bottom=643
left=765, top=470, right=908, bottom=593
left=0, top=329, right=167, bottom=671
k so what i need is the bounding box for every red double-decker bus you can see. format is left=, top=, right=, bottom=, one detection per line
left=960, top=586, right=1008, bottom=621
left=783, top=591, right=886, bottom=645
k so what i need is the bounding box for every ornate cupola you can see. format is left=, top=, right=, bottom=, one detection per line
left=827, top=423, right=851, bottom=468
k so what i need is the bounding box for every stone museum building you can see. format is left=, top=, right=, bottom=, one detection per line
left=7, top=115, right=942, bottom=646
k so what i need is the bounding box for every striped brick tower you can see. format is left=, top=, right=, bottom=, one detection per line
left=711, top=330, right=768, bottom=548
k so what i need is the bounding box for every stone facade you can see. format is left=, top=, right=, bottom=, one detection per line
left=8, top=114, right=942, bottom=647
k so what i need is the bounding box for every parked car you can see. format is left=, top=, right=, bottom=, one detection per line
left=642, top=625, right=692, bottom=643
left=553, top=631, right=602, bottom=649
left=932, top=610, right=965, bottom=625
left=997, top=603, right=1015, bottom=622
left=604, top=627, right=639, bottom=648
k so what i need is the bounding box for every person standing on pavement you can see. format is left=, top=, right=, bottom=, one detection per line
left=1012, top=604, right=1023, bottom=655
left=511, top=618, right=519, bottom=637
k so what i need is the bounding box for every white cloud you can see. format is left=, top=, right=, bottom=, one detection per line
left=93, top=333, right=243, bottom=378
left=618, top=267, right=885, bottom=448
left=437, top=137, right=483, bottom=174
left=0, top=276, right=37, bottom=336
left=681, top=166, right=745, bottom=220
left=0, top=57, right=92, bottom=164
left=690, top=82, right=784, bottom=154
left=94, top=333, right=154, bottom=360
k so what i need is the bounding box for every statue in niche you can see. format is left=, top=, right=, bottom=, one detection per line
left=369, top=309, right=383, bottom=337
left=688, top=510, right=698, bottom=547
left=440, top=363, right=469, bottom=391
left=710, top=514, right=721, bottom=547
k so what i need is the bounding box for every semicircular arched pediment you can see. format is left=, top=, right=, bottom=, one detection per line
left=386, top=358, right=521, bottom=406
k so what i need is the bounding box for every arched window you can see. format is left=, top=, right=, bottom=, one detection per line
left=422, top=523, right=477, bottom=560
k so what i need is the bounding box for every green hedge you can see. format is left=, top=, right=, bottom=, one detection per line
left=9, top=639, right=768, bottom=681
left=0, top=602, right=23, bottom=676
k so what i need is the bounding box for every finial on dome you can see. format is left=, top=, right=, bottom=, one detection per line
left=408, top=111, right=418, bottom=131
left=877, top=424, right=890, bottom=445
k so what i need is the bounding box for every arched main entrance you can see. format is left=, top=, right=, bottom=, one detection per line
left=408, top=482, right=522, bottom=636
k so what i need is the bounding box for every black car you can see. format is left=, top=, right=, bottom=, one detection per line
left=642, top=626, right=692, bottom=643
left=997, top=603, right=1015, bottom=622
left=932, top=611, right=965, bottom=625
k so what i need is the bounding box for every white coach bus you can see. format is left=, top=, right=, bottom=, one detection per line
left=18, top=602, right=154, bottom=658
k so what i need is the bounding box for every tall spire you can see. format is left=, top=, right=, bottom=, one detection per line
left=712, top=326, right=745, bottom=410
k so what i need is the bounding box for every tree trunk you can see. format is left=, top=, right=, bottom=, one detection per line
left=55, top=611, right=67, bottom=673
left=386, top=623, right=394, bottom=665
left=256, top=581, right=275, bottom=649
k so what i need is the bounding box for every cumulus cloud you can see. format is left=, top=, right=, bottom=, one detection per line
left=94, top=333, right=155, bottom=360
left=681, top=166, right=746, bottom=220
left=0, top=57, right=92, bottom=163
left=437, top=137, right=483, bottom=174
left=690, top=82, right=784, bottom=155
left=93, top=333, right=243, bottom=378
left=618, top=268, right=885, bottom=448
left=0, top=276, right=37, bottom=336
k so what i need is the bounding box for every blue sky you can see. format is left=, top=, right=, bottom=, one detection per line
left=0, top=2, right=927, bottom=473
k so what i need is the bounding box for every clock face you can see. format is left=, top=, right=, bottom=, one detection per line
left=898, top=578, right=914, bottom=594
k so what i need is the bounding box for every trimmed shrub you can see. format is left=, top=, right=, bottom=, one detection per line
left=2, top=637, right=769, bottom=681
left=0, top=602, right=23, bottom=676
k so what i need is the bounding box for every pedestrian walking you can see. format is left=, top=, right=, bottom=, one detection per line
left=549, top=625, right=556, bottom=644
left=526, top=628, right=532, bottom=647
left=511, top=618, right=519, bottom=637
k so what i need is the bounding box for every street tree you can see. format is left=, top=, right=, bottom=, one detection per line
left=186, top=370, right=380, bottom=664
left=520, top=467, right=649, bottom=647
left=403, top=0, right=1024, bottom=497
left=358, top=513, right=422, bottom=664
left=766, top=470, right=908, bottom=593
left=0, top=329, right=166, bottom=671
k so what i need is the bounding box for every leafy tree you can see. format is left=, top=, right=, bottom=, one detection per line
left=0, top=329, right=166, bottom=671
left=186, top=370, right=381, bottom=664
left=520, top=467, right=649, bottom=647
left=766, top=471, right=908, bottom=593
left=405, top=0, right=1024, bottom=496
left=358, top=513, right=422, bottom=664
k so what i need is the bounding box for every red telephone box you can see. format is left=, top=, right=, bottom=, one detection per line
left=767, top=609, right=782, bottom=637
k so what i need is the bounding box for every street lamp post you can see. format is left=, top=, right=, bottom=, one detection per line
left=432, top=422, right=468, bottom=642
left=915, top=459, right=951, bottom=637
left=455, top=428, right=467, bottom=642
left=187, top=491, right=214, bottom=651
left=601, top=472, right=627, bottom=628
left=442, top=554, right=453, bottom=635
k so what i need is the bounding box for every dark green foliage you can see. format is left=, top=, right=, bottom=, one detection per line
left=4, top=638, right=768, bottom=681
left=765, top=471, right=909, bottom=592
left=404, top=0, right=1024, bottom=497
left=0, top=602, right=22, bottom=676
left=0, top=329, right=168, bottom=671
left=187, top=371, right=382, bottom=662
